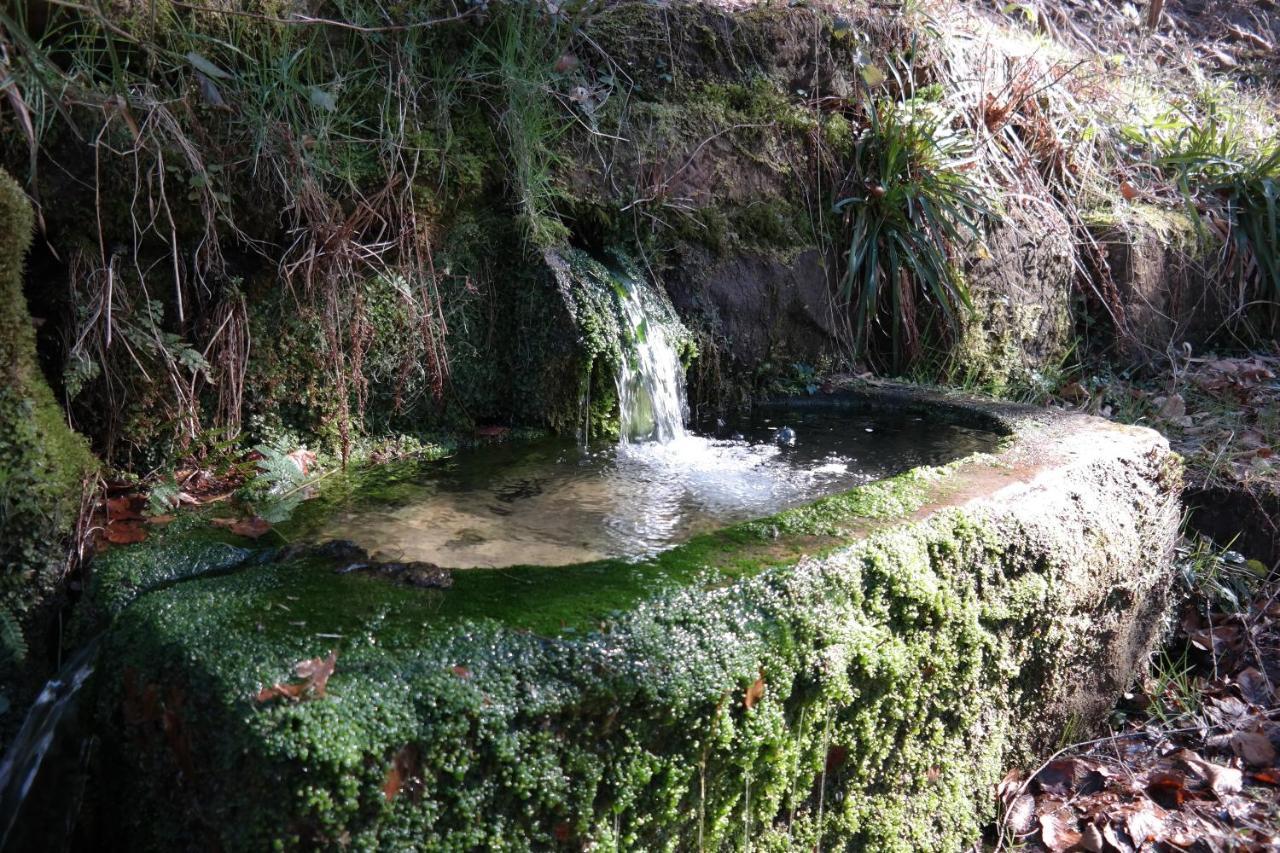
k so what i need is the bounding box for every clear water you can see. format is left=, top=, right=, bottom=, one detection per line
left=615, top=276, right=688, bottom=444
left=315, top=409, right=997, bottom=568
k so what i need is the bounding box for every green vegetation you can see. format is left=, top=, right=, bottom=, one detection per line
left=87, top=414, right=1174, bottom=850
left=834, top=97, right=988, bottom=368
left=0, top=168, right=97, bottom=702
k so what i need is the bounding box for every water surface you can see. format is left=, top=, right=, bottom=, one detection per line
left=316, top=409, right=996, bottom=568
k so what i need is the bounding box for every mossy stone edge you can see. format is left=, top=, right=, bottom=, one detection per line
left=88, top=391, right=1179, bottom=851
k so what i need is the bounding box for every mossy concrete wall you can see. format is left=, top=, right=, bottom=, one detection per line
left=0, top=168, right=96, bottom=710
left=83, top=390, right=1179, bottom=851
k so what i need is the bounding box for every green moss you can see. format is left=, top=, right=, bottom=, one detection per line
left=89, top=496, right=1135, bottom=850
left=80, top=389, right=1177, bottom=850
left=0, top=168, right=97, bottom=684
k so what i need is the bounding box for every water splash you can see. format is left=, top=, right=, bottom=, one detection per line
left=613, top=274, right=688, bottom=444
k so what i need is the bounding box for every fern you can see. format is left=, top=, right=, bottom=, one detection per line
left=0, top=606, right=27, bottom=669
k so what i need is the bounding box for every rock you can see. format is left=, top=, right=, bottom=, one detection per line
left=86, top=389, right=1181, bottom=851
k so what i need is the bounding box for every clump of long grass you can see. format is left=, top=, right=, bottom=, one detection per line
left=832, top=96, right=989, bottom=368
left=1152, top=114, right=1280, bottom=332
left=0, top=0, right=596, bottom=463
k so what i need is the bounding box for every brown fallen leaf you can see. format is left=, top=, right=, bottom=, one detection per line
left=230, top=516, right=272, bottom=539
left=1039, top=811, right=1082, bottom=852
left=1235, top=667, right=1273, bottom=706
left=104, top=520, right=147, bottom=545
left=106, top=495, right=145, bottom=520
left=1006, top=792, right=1036, bottom=836
left=744, top=674, right=765, bottom=710
left=1146, top=770, right=1187, bottom=809
left=382, top=743, right=420, bottom=802
left=1174, top=749, right=1243, bottom=796
left=1079, top=822, right=1104, bottom=853
left=1059, top=381, right=1090, bottom=404
left=1125, top=803, right=1165, bottom=847
left=1157, top=393, right=1186, bottom=420
left=256, top=650, right=337, bottom=703
left=1102, top=820, right=1136, bottom=853
left=286, top=448, right=317, bottom=476
left=1033, top=758, right=1081, bottom=796
left=1231, top=729, right=1276, bottom=768
left=1251, top=768, right=1280, bottom=786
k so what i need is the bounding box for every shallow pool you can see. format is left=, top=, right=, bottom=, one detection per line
left=315, top=409, right=998, bottom=567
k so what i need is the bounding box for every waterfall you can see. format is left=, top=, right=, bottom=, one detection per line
left=613, top=275, right=688, bottom=444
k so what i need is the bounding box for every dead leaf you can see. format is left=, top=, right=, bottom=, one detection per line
left=744, top=674, right=765, bottom=710
left=1034, top=759, right=1081, bottom=796
left=107, top=495, right=144, bottom=520
left=256, top=650, right=337, bottom=703
left=1125, top=805, right=1164, bottom=847
left=104, top=521, right=147, bottom=544
left=1059, top=381, right=1090, bottom=404
left=1006, top=792, right=1036, bottom=836
left=1236, top=667, right=1273, bottom=706
left=1039, top=811, right=1082, bottom=852
left=1146, top=770, right=1187, bottom=809
left=1251, top=768, right=1280, bottom=785
left=286, top=448, right=317, bottom=476
left=229, top=517, right=271, bottom=539
left=1231, top=730, right=1276, bottom=768
left=1158, top=393, right=1186, bottom=420
left=1120, top=181, right=1140, bottom=200
left=382, top=744, right=419, bottom=802
left=1079, top=822, right=1104, bottom=852
left=997, top=768, right=1024, bottom=802
left=1102, top=821, right=1136, bottom=853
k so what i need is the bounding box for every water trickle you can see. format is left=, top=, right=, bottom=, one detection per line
left=0, top=639, right=98, bottom=848
left=613, top=274, right=687, bottom=444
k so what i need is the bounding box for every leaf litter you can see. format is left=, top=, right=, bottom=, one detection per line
left=993, top=558, right=1280, bottom=851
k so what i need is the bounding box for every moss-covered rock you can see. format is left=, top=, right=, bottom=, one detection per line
left=84, top=392, right=1179, bottom=851
left=1084, top=204, right=1222, bottom=358
left=951, top=202, right=1075, bottom=397
left=0, top=168, right=97, bottom=715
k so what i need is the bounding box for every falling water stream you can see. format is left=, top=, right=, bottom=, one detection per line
left=0, top=638, right=99, bottom=850
left=614, top=275, right=688, bottom=444
left=316, top=270, right=997, bottom=567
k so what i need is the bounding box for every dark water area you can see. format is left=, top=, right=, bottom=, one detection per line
left=316, top=409, right=999, bottom=568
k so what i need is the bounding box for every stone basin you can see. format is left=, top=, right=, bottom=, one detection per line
left=83, top=385, right=1180, bottom=851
